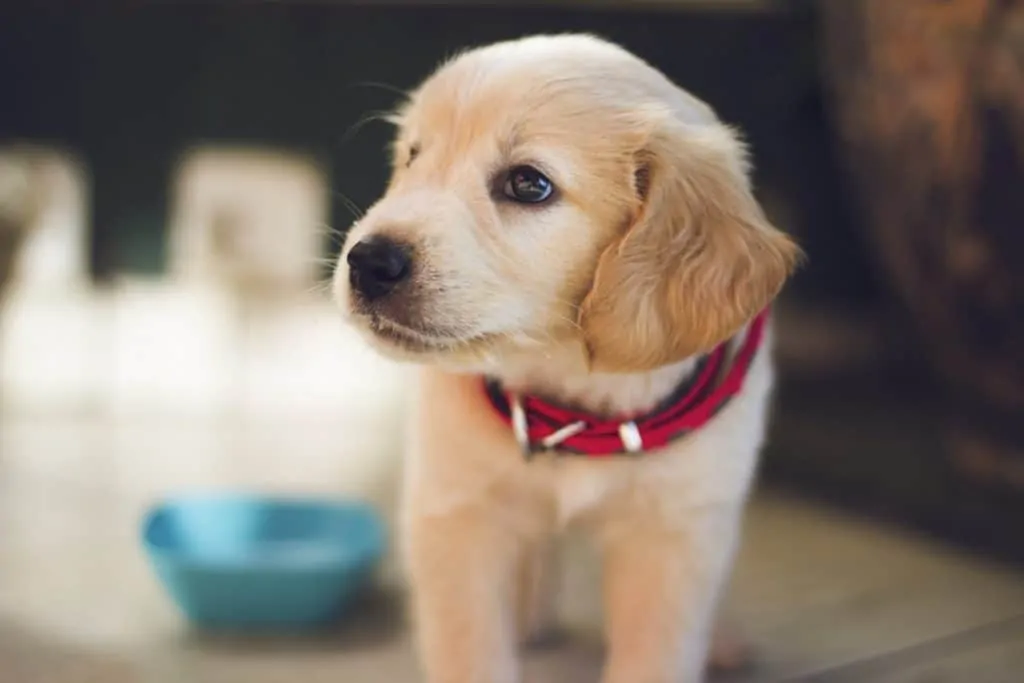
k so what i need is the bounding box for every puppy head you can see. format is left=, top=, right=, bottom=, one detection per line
left=334, top=34, right=801, bottom=372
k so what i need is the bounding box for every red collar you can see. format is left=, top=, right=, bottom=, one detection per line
left=484, top=309, right=770, bottom=458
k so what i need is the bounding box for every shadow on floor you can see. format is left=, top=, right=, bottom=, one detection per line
left=177, top=585, right=405, bottom=655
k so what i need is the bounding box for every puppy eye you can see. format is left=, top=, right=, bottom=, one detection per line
left=406, top=144, right=420, bottom=167
left=502, top=166, right=554, bottom=204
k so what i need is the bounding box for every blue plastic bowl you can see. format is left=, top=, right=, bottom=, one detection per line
left=142, top=494, right=386, bottom=630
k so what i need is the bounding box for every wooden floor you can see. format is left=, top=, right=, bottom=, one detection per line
left=0, top=413, right=1022, bottom=683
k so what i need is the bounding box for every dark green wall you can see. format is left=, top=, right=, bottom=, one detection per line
left=0, top=3, right=871, bottom=304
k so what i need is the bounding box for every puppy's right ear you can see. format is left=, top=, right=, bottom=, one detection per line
left=579, top=111, right=802, bottom=373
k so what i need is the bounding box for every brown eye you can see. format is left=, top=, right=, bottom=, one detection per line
left=502, top=166, right=554, bottom=204
left=407, top=144, right=420, bottom=166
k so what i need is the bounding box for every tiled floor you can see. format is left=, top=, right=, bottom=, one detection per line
left=1, top=410, right=1023, bottom=683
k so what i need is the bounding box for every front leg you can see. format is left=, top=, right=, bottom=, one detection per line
left=406, top=506, right=523, bottom=683
left=516, top=537, right=561, bottom=647
left=599, top=506, right=742, bottom=683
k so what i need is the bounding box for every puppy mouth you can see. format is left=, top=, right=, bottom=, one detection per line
left=364, top=314, right=488, bottom=353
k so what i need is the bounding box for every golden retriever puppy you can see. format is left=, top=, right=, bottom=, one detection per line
left=333, top=34, right=801, bottom=683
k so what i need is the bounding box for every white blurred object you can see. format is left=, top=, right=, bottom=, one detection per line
left=237, top=297, right=408, bottom=420
left=168, top=147, right=328, bottom=298
left=0, top=145, right=90, bottom=294
left=100, top=276, right=410, bottom=423
left=162, top=145, right=389, bottom=420
left=0, top=289, right=107, bottom=414
left=104, top=278, right=238, bottom=418
left=0, top=144, right=409, bottom=581
left=0, top=144, right=409, bottom=521
left=0, top=147, right=98, bottom=413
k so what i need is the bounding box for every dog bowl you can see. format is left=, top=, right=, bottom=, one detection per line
left=142, top=493, right=386, bottom=629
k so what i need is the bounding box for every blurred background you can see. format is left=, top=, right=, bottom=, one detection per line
left=1, top=1, right=1023, bottom=682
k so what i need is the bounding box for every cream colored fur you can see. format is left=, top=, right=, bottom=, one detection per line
left=333, top=34, right=801, bottom=683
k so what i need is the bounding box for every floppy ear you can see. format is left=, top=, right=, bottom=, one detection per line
left=579, top=114, right=802, bottom=373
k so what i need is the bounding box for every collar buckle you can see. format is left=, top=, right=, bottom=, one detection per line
left=618, top=421, right=643, bottom=453
left=510, top=392, right=589, bottom=458
left=509, top=392, right=532, bottom=457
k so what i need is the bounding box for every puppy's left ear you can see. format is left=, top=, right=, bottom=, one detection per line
left=579, top=113, right=803, bottom=373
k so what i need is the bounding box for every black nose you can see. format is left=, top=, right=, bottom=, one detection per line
left=346, top=236, right=413, bottom=301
